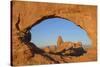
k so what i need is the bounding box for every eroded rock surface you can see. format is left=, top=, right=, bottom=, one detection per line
left=11, top=1, right=97, bottom=66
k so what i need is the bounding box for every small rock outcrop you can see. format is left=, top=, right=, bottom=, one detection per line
left=57, top=36, right=64, bottom=47
left=43, top=36, right=86, bottom=57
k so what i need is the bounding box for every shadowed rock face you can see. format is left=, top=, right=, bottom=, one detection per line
left=11, top=1, right=97, bottom=66
left=18, top=31, right=31, bottom=43
left=68, top=47, right=87, bottom=56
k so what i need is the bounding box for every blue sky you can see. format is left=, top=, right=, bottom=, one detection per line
left=30, top=18, right=91, bottom=48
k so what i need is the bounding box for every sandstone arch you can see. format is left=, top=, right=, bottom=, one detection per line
left=11, top=1, right=97, bottom=65
left=12, top=1, right=97, bottom=48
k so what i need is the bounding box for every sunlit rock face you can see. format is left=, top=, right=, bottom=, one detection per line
left=12, top=1, right=96, bottom=47
left=57, top=36, right=64, bottom=47
left=12, top=1, right=97, bottom=66
left=42, top=36, right=87, bottom=56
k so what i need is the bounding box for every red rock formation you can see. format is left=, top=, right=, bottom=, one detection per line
left=49, top=45, right=56, bottom=52
left=73, top=42, right=82, bottom=48
left=57, top=36, right=64, bottom=47
left=43, top=47, right=50, bottom=53
left=11, top=1, right=97, bottom=65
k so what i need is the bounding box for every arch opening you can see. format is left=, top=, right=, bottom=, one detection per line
left=29, top=17, right=91, bottom=48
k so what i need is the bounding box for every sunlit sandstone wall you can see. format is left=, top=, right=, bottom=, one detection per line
left=11, top=1, right=97, bottom=65
left=12, top=1, right=97, bottom=47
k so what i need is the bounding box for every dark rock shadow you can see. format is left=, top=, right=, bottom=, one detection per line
left=49, top=47, right=87, bottom=57
left=64, top=47, right=87, bottom=57
left=26, top=42, right=60, bottom=63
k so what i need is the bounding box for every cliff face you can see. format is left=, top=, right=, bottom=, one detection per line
left=11, top=1, right=97, bottom=66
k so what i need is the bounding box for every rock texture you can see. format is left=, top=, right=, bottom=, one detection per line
left=57, top=36, right=64, bottom=48
left=43, top=36, right=86, bottom=55
left=11, top=1, right=97, bottom=66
